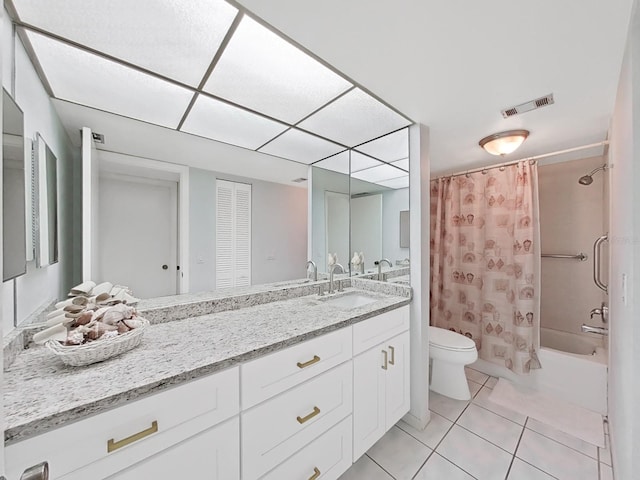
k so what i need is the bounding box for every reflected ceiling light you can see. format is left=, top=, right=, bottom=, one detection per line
left=479, top=129, right=529, bottom=156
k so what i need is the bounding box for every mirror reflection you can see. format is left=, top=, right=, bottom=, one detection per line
left=2, top=89, right=27, bottom=281
left=34, top=133, right=59, bottom=268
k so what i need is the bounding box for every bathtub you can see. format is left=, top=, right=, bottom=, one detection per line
left=470, top=328, right=608, bottom=414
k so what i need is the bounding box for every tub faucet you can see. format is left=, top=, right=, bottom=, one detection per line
left=581, top=324, right=608, bottom=335
left=306, top=260, right=317, bottom=282
left=329, top=263, right=345, bottom=294
left=374, top=258, right=392, bottom=281
left=589, top=302, right=608, bottom=323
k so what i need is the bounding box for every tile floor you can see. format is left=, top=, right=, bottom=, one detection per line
left=340, top=367, right=613, bottom=480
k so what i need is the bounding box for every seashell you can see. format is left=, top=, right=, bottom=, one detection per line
left=120, top=318, right=144, bottom=330
left=65, top=330, right=85, bottom=346
left=101, top=304, right=136, bottom=325
left=85, top=322, right=118, bottom=341
left=64, top=304, right=85, bottom=314
left=73, top=311, right=93, bottom=326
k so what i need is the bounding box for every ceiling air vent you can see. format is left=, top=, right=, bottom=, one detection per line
left=501, top=93, right=554, bottom=118
left=92, top=132, right=105, bottom=144
left=292, top=177, right=307, bottom=183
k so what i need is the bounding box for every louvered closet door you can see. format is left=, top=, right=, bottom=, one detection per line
left=216, top=180, right=251, bottom=289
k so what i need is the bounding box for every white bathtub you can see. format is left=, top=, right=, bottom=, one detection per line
left=471, top=328, right=608, bottom=414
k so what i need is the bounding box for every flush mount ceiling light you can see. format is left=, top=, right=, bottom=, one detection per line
left=479, top=129, right=529, bottom=156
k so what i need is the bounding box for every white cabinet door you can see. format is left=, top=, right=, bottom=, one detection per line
left=105, top=417, right=239, bottom=480
left=352, top=345, right=386, bottom=461
left=384, top=331, right=411, bottom=429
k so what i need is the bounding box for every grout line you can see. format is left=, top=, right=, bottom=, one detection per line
left=364, top=453, right=397, bottom=480
left=504, top=420, right=527, bottom=479
left=455, top=423, right=520, bottom=457
left=515, top=458, right=561, bottom=480
left=410, top=450, right=435, bottom=480
left=522, top=423, right=600, bottom=460
left=413, top=452, right=480, bottom=480
left=469, top=391, right=527, bottom=426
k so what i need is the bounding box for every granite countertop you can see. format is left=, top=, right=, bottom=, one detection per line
left=4, top=281, right=410, bottom=444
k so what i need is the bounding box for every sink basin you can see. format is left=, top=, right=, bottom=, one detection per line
left=321, top=293, right=378, bottom=309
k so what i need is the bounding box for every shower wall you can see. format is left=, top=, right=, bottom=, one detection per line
left=538, top=156, right=607, bottom=335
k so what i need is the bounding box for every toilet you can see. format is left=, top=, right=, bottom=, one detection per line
left=429, top=326, right=478, bottom=400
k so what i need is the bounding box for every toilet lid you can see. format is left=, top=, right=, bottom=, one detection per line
left=429, top=326, right=476, bottom=351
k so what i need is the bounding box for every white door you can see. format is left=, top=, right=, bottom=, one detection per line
left=385, top=331, right=411, bottom=429
left=325, top=191, right=349, bottom=269
left=98, top=173, right=178, bottom=299
left=352, top=345, right=386, bottom=461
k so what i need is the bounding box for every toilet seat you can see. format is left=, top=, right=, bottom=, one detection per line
left=429, top=326, right=476, bottom=351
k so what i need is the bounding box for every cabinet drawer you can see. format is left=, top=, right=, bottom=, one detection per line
left=353, top=306, right=409, bottom=355
left=242, top=362, right=353, bottom=480
left=6, top=367, right=239, bottom=480
left=241, top=327, right=352, bottom=408
left=260, top=416, right=352, bottom=480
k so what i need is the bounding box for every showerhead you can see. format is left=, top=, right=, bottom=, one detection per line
left=578, top=164, right=607, bottom=186
left=578, top=175, right=594, bottom=185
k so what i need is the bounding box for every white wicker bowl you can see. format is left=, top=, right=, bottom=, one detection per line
left=46, top=318, right=149, bottom=367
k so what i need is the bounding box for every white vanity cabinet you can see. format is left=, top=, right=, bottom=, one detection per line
left=352, top=308, right=411, bottom=460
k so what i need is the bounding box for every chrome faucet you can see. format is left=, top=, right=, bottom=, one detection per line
left=329, top=263, right=345, bottom=294
left=581, top=324, right=608, bottom=335
left=374, top=258, right=392, bottom=281
left=590, top=302, right=608, bottom=323
left=306, top=260, right=318, bottom=282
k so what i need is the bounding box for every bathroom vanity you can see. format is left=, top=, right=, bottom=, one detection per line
left=4, top=279, right=410, bottom=480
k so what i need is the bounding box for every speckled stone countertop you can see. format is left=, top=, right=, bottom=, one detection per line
left=4, top=281, right=410, bottom=445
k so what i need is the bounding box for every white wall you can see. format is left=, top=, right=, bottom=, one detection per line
left=382, top=187, right=410, bottom=264
left=189, top=168, right=307, bottom=292
left=607, top=5, right=640, bottom=478
left=538, top=156, right=607, bottom=335
left=1, top=11, right=78, bottom=332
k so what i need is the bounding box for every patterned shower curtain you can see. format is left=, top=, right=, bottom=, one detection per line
left=429, top=161, right=542, bottom=374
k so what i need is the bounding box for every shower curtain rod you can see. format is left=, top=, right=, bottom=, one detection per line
left=432, top=141, right=609, bottom=180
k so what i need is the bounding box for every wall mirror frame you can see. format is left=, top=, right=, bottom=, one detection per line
left=33, top=132, right=59, bottom=268
left=2, top=88, right=28, bottom=282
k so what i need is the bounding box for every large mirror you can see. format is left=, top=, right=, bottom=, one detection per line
left=34, top=133, right=59, bottom=268
left=2, top=89, right=27, bottom=281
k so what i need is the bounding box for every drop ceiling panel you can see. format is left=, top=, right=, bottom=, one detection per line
left=391, top=158, right=409, bottom=171
left=203, top=16, right=352, bottom=123
left=26, top=31, right=193, bottom=128
left=313, top=151, right=349, bottom=174
left=355, top=128, right=408, bottom=161
left=259, top=128, right=344, bottom=164
left=377, top=175, right=409, bottom=189
left=181, top=94, right=288, bottom=150
left=351, top=162, right=406, bottom=183
left=13, top=0, right=237, bottom=86
left=298, top=88, right=410, bottom=147
left=351, top=151, right=384, bottom=172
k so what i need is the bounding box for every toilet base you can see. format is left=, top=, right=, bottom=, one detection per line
left=430, top=358, right=471, bottom=400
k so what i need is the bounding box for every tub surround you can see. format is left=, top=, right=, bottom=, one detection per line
left=4, top=279, right=410, bottom=445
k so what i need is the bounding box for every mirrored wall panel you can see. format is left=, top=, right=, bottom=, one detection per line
left=34, top=133, right=58, bottom=268
left=2, top=89, right=27, bottom=281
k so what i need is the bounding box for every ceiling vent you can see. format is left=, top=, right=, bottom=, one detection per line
left=292, top=177, right=307, bottom=183
left=92, top=132, right=105, bottom=144
left=501, top=93, right=554, bottom=118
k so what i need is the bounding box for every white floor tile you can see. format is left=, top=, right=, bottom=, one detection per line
left=485, top=376, right=499, bottom=389
left=414, top=452, right=475, bottom=480
left=469, top=379, right=483, bottom=397
left=397, top=412, right=453, bottom=449
left=526, top=418, right=598, bottom=459
left=516, top=429, right=599, bottom=480
left=339, top=454, right=393, bottom=480
left=599, top=434, right=612, bottom=466
left=472, top=386, right=527, bottom=425
left=600, top=463, right=614, bottom=480
left=458, top=403, right=524, bottom=453
left=429, top=390, right=470, bottom=422
left=465, top=367, right=490, bottom=385
left=436, top=425, right=513, bottom=480
left=507, top=458, right=557, bottom=479
left=367, top=426, right=432, bottom=480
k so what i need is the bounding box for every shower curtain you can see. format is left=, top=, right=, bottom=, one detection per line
left=430, top=161, right=541, bottom=374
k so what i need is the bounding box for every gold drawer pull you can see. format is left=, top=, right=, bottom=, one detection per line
left=297, top=406, right=321, bottom=424
left=382, top=350, right=388, bottom=370
left=309, top=466, right=321, bottom=480
left=389, top=345, right=396, bottom=365
left=297, top=355, right=321, bottom=369
left=107, top=421, right=158, bottom=453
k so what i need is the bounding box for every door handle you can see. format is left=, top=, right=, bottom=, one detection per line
left=19, top=461, right=49, bottom=480
left=162, top=264, right=168, bottom=270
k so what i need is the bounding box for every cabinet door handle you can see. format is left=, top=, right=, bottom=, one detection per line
left=382, top=350, right=388, bottom=370
left=309, top=467, right=321, bottom=480
left=388, top=345, right=395, bottom=365
left=107, top=421, right=158, bottom=453
left=297, top=406, right=321, bottom=424
left=297, top=355, right=321, bottom=369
